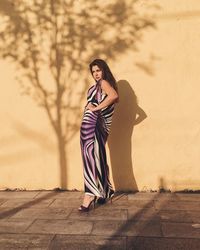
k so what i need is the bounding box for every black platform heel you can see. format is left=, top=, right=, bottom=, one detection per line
left=97, top=192, right=114, bottom=205
left=78, top=196, right=97, bottom=212
left=97, top=197, right=106, bottom=205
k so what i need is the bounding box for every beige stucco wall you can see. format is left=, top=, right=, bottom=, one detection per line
left=0, top=0, right=200, bottom=191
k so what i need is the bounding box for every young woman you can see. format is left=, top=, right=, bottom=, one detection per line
left=79, top=59, right=119, bottom=212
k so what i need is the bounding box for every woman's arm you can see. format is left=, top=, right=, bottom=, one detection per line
left=87, top=80, right=118, bottom=112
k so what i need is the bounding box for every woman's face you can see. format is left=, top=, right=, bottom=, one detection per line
left=91, top=65, right=103, bottom=81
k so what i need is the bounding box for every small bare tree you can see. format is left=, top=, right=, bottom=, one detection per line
left=0, top=0, right=156, bottom=189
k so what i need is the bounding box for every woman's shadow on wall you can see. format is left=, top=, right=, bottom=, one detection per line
left=108, top=79, right=147, bottom=192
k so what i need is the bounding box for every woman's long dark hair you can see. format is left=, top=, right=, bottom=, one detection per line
left=89, top=59, right=118, bottom=95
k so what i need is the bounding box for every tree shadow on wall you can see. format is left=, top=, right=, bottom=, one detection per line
left=0, top=0, right=157, bottom=189
left=108, top=80, right=147, bottom=191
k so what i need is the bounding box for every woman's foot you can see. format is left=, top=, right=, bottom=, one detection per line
left=78, top=194, right=96, bottom=211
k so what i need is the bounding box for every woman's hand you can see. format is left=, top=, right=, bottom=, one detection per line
left=86, top=103, right=97, bottom=112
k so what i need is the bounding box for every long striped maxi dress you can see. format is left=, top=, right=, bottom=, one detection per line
left=80, top=79, right=115, bottom=198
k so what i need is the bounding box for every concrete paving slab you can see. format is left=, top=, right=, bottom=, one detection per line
left=175, top=193, right=200, bottom=199
left=114, top=194, right=128, bottom=200
left=127, top=236, right=200, bottom=250
left=154, top=201, right=184, bottom=210
left=49, top=235, right=126, bottom=250
left=97, top=202, right=129, bottom=210
left=0, top=191, right=199, bottom=249
left=108, top=199, right=155, bottom=210
left=69, top=208, right=128, bottom=221
left=173, top=201, right=200, bottom=211
left=91, top=220, right=162, bottom=237
left=127, top=199, right=155, bottom=208
left=94, top=205, right=155, bottom=213
left=0, top=206, right=13, bottom=213
left=9, top=207, right=73, bottom=220
left=0, top=218, right=34, bottom=233
left=25, top=219, right=93, bottom=235
left=0, top=233, right=53, bottom=249
left=128, top=207, right=160, bottom=221
left=0, top=198, right=54, bottom=208
left=171, top=201, right=200, bottom=211
left=128, top=192, right=159, bottom=200
left=0, top=191, right=40, bottom=199
left=49, top=198, right=81, bottom=208
left=192, top=224, right=200, bottom=229
left=0, top=199, right=7, bottom=206
left=174, top=194, right=200, bottom=202
left=162, top=222, right=200, bottom=238
left=91, top=220, right=124, bottom=236
left=34, top=190, right=83, bottom=199
left=187, top=211, right=200, bottom=223
left=128, top=193, right=175, bottom=201
left=0, top=207, right=16, bottom=220
left=158, top=210, right=193, bottom=223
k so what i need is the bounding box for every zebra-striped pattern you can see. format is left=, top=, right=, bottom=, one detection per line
left=80, top=79, right=115, bottom=198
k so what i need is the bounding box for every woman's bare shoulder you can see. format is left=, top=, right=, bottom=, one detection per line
left=100, top=79, right=110, bottom=85
left=100, top=79, right=112, bottom=90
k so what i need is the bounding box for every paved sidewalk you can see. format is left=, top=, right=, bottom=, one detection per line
left=0, top=190, right=200, bottom=249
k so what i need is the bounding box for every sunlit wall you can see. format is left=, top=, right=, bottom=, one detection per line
left=0, top=0, right=200, bottom=191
